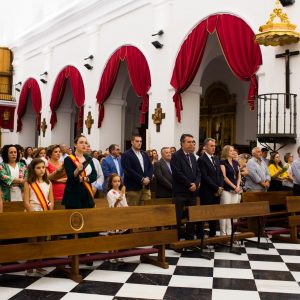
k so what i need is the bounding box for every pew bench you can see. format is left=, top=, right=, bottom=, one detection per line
left=2, top=198, right=108, bottom=212
left=285, top=196, right=300, bottom=243
left=0, top=205, right=177, bottom=282
left=242, top=191, right=292, bottom=239
left=144, top=198, right=173, bottom=206
left=170, top=201, right=270, bottom=257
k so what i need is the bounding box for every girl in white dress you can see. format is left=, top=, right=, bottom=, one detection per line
left=106, top=173, right=128, bottom=263
left=106, top=173, right=128, bottom=208
left=23, top=158, right=54, bottom=275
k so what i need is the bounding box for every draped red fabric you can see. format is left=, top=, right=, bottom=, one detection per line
left=216, top=14, right=262, bottom=110
left=170, top=21, right=208, bottom=122
left=96, top=51, right=121, bottom=127
left=17, top=78, right=42, bottom=132
left=96, top=45, right=151, bottom=127
left=126, top=46, right=151, bottom=124
left=170, top=14, right=262, bottom=121
left=50, top=65, right=85, bottom=129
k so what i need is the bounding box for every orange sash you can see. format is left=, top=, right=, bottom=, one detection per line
left=30, top=182, right=49, bottom=211
left=69, top=154, right=94, bottom=201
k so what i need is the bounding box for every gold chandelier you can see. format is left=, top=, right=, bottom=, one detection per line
left=255, top=0, right=300, bottom=46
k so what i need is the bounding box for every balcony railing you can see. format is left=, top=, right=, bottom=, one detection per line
left=257, top=93, right=297, bottom=144
left=0, top=83, right=13, bottom=101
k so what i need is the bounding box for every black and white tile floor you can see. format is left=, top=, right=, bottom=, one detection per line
left=1, top=238, right=300, bottom=300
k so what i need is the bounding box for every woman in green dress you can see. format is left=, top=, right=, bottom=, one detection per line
left=0, top=144, right=27, bottom=202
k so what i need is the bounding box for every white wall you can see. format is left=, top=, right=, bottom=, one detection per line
left=18, top=95, right=36, bottom=147
left=4, top=0, right=300, bottom=155
left=51, top=81, right=74, bottom=146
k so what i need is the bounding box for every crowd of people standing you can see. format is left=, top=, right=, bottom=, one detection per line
left=0, top=133, right=299, bottom=242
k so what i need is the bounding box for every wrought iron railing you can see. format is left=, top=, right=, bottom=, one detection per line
left=257, top=93, right=297, bottom=139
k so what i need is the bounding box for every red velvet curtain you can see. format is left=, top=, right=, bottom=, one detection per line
left=170, top=21, right=208, bottom=122
left=96, top=51, right=121, bottom=127
left=170, top=14, right=262, bottom=121
left=126, top=46, right=151, bottom=124
left=216, top=15, right=262, bottom=110
left=50, top=65, right=85, bottom=129
left=17, top=78, right=42, bottom=132
left=96, top=45, right=151, bottom=127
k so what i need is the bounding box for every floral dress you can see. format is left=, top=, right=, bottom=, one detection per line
left=0, top=162, right=27, bottom=202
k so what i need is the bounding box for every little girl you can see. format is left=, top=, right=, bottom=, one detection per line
left=23, top=158, right=54, bottom=275
left=106, top=173, right=128, bottom=263
left=24, top=158, right=54, bottom=212
left=106, top=173, right=128, bottom=208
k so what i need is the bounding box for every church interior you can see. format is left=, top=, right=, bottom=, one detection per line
left=1, top=0, right=300, bottom=299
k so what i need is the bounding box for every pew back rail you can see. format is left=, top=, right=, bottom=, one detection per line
left=0, top=205, right=178, bottom=282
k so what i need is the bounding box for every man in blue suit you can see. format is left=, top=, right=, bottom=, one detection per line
left=121, top=135, right=153, bottom=206
left=102, top=144, right=123, bottom=180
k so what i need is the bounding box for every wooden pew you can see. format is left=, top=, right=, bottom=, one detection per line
left=3, top=198, right=108, bottom=212
left=242, top=191, right=292, bottom=216
left=286, top=196, right=300, bottom=243
left=170, top=201, right=270, bottom=256
left=144, top=198, right=173, bottom=205
left=0, top=205, right=177, bottom=282
left=242, top=191, right=292, bottom=238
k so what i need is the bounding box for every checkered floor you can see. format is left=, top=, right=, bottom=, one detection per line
left=1, top=238, right=300, bottom=300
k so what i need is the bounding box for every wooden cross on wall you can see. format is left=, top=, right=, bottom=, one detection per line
left=85, top=111, right=94, bottom=135
left=152, top=103, right=165, bottom=132
left=40, top=118, right=47, bottom=137
left=275, top=49, right=299, bottom=109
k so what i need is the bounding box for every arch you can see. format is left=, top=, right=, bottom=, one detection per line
left=96, top=45, right=151, bottom=127
left=17, top=78, right=42, bottom=132
left=170, top=13, right=262, bottom=122
left=50, top=65, right=85, bottom=129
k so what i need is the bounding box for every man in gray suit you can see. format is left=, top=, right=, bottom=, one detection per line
left=154, top=147, right=173, bottom=198
left=245, top=147, right=271, bottom=192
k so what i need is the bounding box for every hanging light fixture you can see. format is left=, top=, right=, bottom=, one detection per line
left=255, top=0, right=300, bottom=46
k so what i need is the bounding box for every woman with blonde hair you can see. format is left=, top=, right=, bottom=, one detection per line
left=219, top=145, right=241, bottom=236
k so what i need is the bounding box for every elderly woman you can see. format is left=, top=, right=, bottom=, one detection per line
left=0, top=144, right=27, bottom=202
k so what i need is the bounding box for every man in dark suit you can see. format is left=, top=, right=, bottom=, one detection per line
left=198, top=138, right=224, bottom=237
left=171, top=134, right=201, bottom=240
left=102, top=144, right=123, bottom=190
left=121, top=135, right=153, bottom=206
left=154, top=147, right=172, bottom=198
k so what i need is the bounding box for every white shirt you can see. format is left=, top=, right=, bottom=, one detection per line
left=8, top=164, right=22, bottom=201
left=132, top=148, right=144, bottom=172
left=106, top=189, right=128, bottom=208
left=111, top=155, right=121, bottom=175
left=205, top=152, right=215, bottom=165
left=92, top=157, right=104, bottom=190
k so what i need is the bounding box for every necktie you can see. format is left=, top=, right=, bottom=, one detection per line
left=186, top=154, right=192, bottom=168
left=211, top=156, right=217, bottom=169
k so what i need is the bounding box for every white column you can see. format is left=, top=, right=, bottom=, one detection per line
left=148, top=0, right=175, bottom=151
left=174, top=82, right=202, bottom=149
left=98, top=98, right=125, bottom=151
left=40, top=46, right=53, bottom=147
left=82, top=25, right=102, bottom=149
